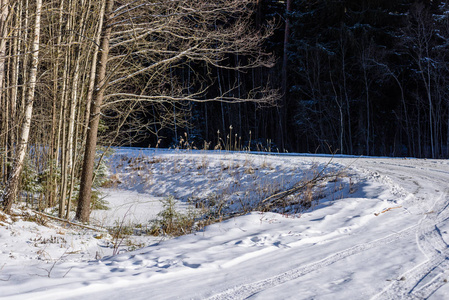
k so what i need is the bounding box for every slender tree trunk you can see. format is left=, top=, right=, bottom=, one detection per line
left=76, top=0, right=114, bottom=223
left=218, top=68, right=225, bottom=134
left=83, top=0, right=106, bottom=145
left=329, top=69, right=344, bottom=154
left=447, top=111, right=449, bottom=157
left=279, top=0, right=291, bottom=151
left=0, top=0, right=9, bottom=181
left=59, top=0, right=77, bottom=218
left=340, top=30, right=352, bottom=155
left=391, top=71, right=413, bottom=156
left=418, top=58, right=435, bottom=158
left=66, top=0, right=93, bottom=218
left=2, top=0, right=42, bottom=213
left=58, top=51, right=70, bottom=217
left=362, top=66, right=370, bottom=156
left=46, top=0, right=66, bottom=209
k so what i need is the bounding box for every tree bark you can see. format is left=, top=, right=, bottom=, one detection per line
left=0, top=0, right=9, bottom=182
left=2, top=0, right=42, bottom=213
left=76, top=0, right=114, bottom=222
left=83, top=0, right=106, bottom=145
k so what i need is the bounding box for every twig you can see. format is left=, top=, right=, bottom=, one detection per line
left=260, top=157, right=337, bottom=206
left=37, top=248, right=70, bottom=278
left=31, top=210, right=107, bottom=232
left=374, top=206, right=402, bottom=216
left=63, top=267, right=73, bottom=278
left=112, top=205, right=133, bottom=255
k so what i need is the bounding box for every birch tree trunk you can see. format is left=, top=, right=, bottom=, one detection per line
left=0, top=0, right=9, bottom=181
left=8, top=0, right=20, bottom=180
left=2, top=0, right=42, bottom=213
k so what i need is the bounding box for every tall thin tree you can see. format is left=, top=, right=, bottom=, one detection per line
left=2, top=0, right=42, bottom=212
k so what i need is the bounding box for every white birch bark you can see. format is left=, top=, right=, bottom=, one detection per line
left=2, top=0, right=42, bottom=212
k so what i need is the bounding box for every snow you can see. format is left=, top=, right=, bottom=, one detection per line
left=1, top=149, right=449, bottom=299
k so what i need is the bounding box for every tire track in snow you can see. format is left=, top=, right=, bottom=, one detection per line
left=372, top=191, right=449, bottom=300
left=209, top=159, right=449, bottom=300
left=365, top=161, right=449, bottom=299
left=207, top=224, right=417, bottom=300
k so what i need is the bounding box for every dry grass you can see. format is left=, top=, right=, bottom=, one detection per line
left=149, top=196, right=198, bottom=237
left=105, top=146, right=352, bottom=239
left=0, top=212, right=7, bottom=224
left=21, top=211, right=49, bottom=227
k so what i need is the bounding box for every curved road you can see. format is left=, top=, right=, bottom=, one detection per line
left=207, top=157, right=449, bottom=299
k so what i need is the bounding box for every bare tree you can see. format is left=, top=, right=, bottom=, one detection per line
left=75, top=0, right=275, bottom=222
left=404, top=3, right=442, bottom=158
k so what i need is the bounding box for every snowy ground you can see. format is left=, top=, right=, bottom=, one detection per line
left=1, top=149, right=449, bottom=299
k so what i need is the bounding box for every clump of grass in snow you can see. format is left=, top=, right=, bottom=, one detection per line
left=106, top=220, right=152, bottom=255
left=109, top=218, right=136, bottom=255
left=21, top=211, right=49, bottom=226
left=0, top=211, right=9, bottom=224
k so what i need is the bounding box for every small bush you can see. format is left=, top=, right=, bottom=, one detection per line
left=91, top=192, right=109, bottom=210
left=150, top=196, right=196, bottom=237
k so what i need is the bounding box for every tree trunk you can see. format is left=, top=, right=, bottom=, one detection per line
left=83, top=0, right=106, bottom=146
left=2, top=0, right=41, bottom=213
left=279, top=0, right=291, bottom=151
left=76, top=0, right=114, bottom=223
left=0, top=0, right=9, bottom=181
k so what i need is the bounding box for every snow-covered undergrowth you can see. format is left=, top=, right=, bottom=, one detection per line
left=102, top=149, right=349, bottom=227
left=2, top=149, right=449, bottom=299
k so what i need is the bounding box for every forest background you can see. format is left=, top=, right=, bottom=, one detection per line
left=0, top=0, right=448, bottom=221
left=113, top=0, right=449, bottom=160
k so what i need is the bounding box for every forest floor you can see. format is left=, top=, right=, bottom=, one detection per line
left=1, top=148, right=449, bottom=299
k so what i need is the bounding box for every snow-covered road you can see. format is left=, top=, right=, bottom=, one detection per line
left=2, top=153, right=449, bottom=299
left=204, top=157, right=449, bottom=299
left=353, top=158, right=449, bottom=299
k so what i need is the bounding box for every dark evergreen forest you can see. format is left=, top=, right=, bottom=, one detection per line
left=139, top=0, right=449, bottom=158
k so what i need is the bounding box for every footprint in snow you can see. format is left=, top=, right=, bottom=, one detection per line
left=182, top=261, right=201, bottom=269
left=110, top=267, right=126, bottom=273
